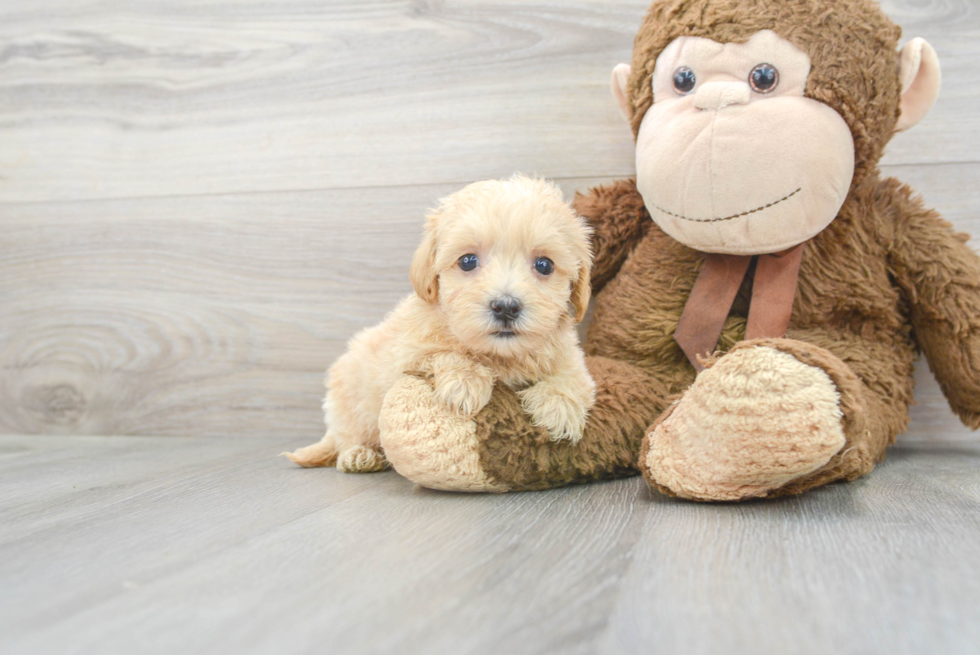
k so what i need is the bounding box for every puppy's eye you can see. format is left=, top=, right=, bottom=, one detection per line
left=749, top=63, right=778, bottom=93
left=458, top=254, right=479, bottom=272
left=672, top=67, right=696, bottom=95
left=533, top=257, right=554, bottom=276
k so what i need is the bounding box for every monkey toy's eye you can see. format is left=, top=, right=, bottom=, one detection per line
left=672, top=67, right=696, bottom=95
left=749, top=63, right=779, bottom=93
left=458, top=254, right=479, bottom=271
left=533, top=257, right=555, bottom=276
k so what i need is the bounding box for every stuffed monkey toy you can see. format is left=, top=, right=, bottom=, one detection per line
left=376, top=0, right=980, bottom=501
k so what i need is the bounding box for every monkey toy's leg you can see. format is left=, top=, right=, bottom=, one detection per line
left=641, top=332, right=916, bottom=501
left=378, top=357, right=671, bottom=492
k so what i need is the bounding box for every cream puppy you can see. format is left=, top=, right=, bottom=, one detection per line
left=284, top=175, right=596, bottom=473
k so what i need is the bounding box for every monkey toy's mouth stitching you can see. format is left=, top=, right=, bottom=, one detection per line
left=650, top=187, right=802, bottom=223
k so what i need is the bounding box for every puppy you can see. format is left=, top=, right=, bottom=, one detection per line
left=284, top=175, right=596, bottom=473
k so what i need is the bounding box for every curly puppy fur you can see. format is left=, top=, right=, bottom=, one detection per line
left=284, top=176, right=596, bottom=471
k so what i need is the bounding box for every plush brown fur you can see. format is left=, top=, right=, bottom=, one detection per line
left=379, top=0, right=980, bottom=498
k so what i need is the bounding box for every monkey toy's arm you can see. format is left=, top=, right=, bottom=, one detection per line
left=882, top=178, right=980, bottom=428
left=573, top=178, right=652, bottom=293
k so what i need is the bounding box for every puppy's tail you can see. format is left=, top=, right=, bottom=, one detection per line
left=281, top=432, right=339, bottom=468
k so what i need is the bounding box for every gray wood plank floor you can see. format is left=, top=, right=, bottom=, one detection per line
left=1, top=435, right=978, bottom=655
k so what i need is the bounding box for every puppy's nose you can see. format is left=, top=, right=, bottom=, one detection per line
left=490, top=296, right=522, bottom=322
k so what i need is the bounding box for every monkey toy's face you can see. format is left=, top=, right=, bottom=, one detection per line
left=628, top=30, right=855, bottom=255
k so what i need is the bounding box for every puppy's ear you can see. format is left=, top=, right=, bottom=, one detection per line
left=410, top=217, right=439, bottom=303
left=570, top=261, right=592, bottom=323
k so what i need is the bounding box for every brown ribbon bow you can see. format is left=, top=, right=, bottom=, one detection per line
left=674, top=243, right=805, bottom=371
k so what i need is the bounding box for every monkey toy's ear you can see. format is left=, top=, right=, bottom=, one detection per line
left=895, top=38, right=942, bottom=132
left=610, top=63, right=632, bottom=122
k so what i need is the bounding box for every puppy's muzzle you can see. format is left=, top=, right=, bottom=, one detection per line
left=490, top=296, right=522, bottom=326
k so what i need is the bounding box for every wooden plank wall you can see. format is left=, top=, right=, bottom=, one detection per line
left=1, top=0, right=978, bottom=439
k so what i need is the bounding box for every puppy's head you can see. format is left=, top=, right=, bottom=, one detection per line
left=411, top=175, right=592, bottom=356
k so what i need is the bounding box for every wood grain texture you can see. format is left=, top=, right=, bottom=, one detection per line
left=0, top=0, right=644, bottom=202
left=0, top=435, right=978, bottom=654
left=1, top=0, right=979, bottom=441
left=0, top=0, right=977, bottom=204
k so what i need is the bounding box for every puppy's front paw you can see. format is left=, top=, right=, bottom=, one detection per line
left=518, top=382, right=591, bottom=444
left=433, top=365, right=494, bottom=418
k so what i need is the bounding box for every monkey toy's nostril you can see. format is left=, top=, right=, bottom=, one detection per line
left=490, top=297, right=522, bottom=322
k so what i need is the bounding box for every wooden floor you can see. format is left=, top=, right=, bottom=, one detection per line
left=0, top=435, right=978, bottom=654
left=2, top=0, right=980, bottom=652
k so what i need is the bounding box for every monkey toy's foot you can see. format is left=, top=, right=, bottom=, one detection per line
left=641, top=339, right=852, bottom=501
